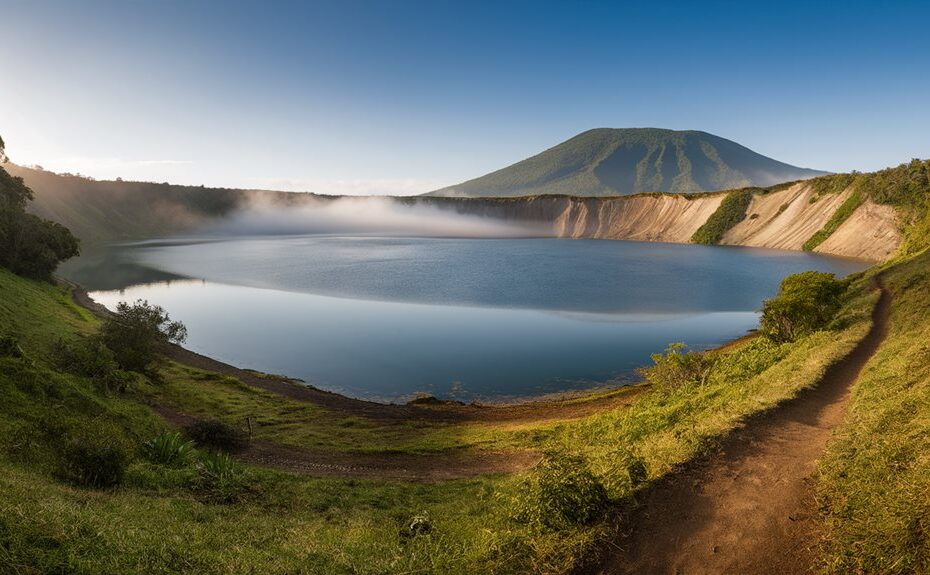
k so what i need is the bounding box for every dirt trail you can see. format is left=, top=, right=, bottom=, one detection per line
left=151, top=403, right=540, bottom=480
left=600, top=281, right=891, bottom=575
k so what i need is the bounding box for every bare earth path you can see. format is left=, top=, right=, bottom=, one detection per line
left=600, top=281, right=891, bottom=575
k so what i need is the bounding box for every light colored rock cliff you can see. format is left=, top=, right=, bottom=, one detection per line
left=815, top=200, right=901, bottom=261
left=720, top=183, right=851, bottom=250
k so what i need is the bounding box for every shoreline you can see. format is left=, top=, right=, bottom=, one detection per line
left=66, top=279, right=651, bottom=422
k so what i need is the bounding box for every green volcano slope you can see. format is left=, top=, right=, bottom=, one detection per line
left=426, top=128, right=827, bottom=197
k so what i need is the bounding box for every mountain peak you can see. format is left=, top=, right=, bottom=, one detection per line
left=427, top=128, right=827, bottom=197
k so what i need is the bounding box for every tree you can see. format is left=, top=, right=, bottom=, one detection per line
left=760, top=271, right=845, bottom=342
left=100, top=299, right=188, bottom=371
left=0, top=136, right=80, bottom=280
left=0, top=133, right=6, bottom=162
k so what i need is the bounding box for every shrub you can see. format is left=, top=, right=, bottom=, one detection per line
left=60, top=440, right=129, bottom=488
left=100, top=299, right=187, bottom=372
left=52, top=336, right=135, bottom=392
left=639, top=342, right=716, bottom=390
left=185, top=419, right=248, bottom=453
left=514, top=453, right=609, bottom=531
left=195, top=451, right=246, bottom=502
left=760, top=271, right=846, bottom=342
left=144, top=432, right=195, bottom=466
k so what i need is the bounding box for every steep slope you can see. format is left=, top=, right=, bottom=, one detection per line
left=426, top=128, right=827, bottom=197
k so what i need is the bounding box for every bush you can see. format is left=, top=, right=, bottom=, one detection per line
left=60, top=440, right=129, bottom=489
left=639, top=342, right=716, bottom=390
left=52, top=336, right=134, bottom=392
left=185, top=419, right=248, bottom=453
left=195, top=451, right=246, bottom=502
left=144, top=432, right=195, bottom=466
left=514, top=453, right=609, bottom=531
left=760, top=271, right=846, bottom=342
left=100, top=299, right=187, bottom=372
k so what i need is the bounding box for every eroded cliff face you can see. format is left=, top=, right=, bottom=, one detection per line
left=426, top=183, right=901, bottom=261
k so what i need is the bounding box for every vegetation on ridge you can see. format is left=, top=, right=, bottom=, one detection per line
left=803, top=187, right=864, bottom=251
left=690, top=187, right=754, bottom=244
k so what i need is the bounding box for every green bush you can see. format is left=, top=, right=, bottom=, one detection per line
left=691, top=188, right=754, bottom=244
left=195, top=451, right=246, bottom=502
left=185, top=419, right=248, bottom=453
left=144, top=432, right=195, bottom=466
left=639, top=342, right=716, bottom=390
left=52, top=336, right=135, bottom=392
left=760, top=271, right=846, bottom=342
left=514, top=453, right=609, bottom=531
left=100, top=299, right=187, bottom=372
left=60, top=439, right=129, bottom=489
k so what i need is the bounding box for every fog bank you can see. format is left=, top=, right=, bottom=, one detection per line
left=205, top=196, right=549, bottom=238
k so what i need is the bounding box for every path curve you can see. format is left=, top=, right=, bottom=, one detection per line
left=598, top=280, right=891, bottom=574
left=151, top=403, right=540, bottom=481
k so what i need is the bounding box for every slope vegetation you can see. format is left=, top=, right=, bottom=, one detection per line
left=426, top=128, right=826, bottom=197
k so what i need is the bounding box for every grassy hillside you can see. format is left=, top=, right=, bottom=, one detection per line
left=2, top=156, right=928, bottom=572
left=2, top=163, right=335, bottom=247
left=427, top=128, right=826, bottom=197
left=0, top=254, right=891, bottom=573
left=818, top=249, right=930, bottom=573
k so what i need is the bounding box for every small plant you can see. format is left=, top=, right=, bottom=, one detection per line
left=0, top=335, right=25, bottom=358
left=399, top=514, right=433, bottom=543
left=60, top=440, right=129, bottom=489
left=196, top=451, right=245, bottom=502
left=513, top=453, right=609, bottom=531
left=639, top=342, right=716, bottom=390
left=144, top=432, right=195, bottom=466
left=185, top=419, right=248, bottom=453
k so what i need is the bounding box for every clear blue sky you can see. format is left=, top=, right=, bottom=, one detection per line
left=1, top=0, right=928, bottom=194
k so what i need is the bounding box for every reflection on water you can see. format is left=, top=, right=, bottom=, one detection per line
left=79, top=237, right=870, bottom=402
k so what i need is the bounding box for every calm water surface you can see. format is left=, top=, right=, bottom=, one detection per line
left=75, top=237, right=869, bottom=402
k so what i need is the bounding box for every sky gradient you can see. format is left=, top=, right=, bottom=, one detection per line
left=1, top=0, right=929, bottom=195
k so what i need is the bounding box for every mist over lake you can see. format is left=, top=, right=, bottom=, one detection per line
left=73, top=237, right=869, bottom=402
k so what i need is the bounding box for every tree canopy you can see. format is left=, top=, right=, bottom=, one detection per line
left=0, top=163, right=80, bottom=280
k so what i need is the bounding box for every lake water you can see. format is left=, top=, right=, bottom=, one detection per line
left=74, top=237, right=869, bottom=402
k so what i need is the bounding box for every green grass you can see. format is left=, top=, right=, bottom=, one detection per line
left=0, top=252, right=889, bottom=574
left=690, top=187, right=755, bottom=244
left=818, top=249, right=930, bottom=574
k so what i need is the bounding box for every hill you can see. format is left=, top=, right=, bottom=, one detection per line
left=426, top=128, right=828, bottom=197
